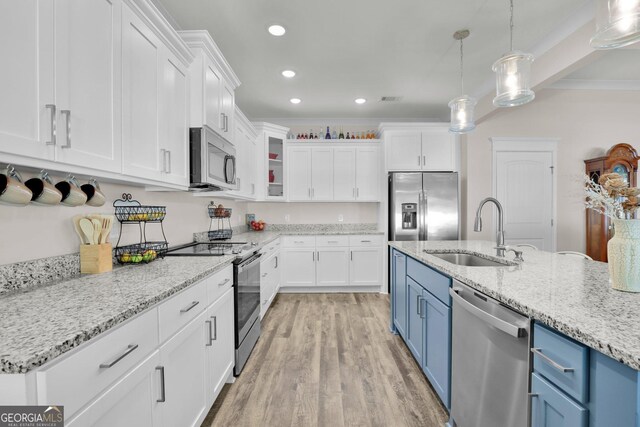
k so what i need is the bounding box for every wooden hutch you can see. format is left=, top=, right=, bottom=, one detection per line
left=585, top=143, right=639, bottom=262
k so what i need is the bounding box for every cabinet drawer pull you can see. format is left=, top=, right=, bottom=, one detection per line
left=211, top=316, right=217, bottom=341
left=180, top=300, right=200, bottom=313
left=531, top=348, right=574, bottom=372
left=275, top=256, right=278, bottom=269
left=328, top=241, right=339, bottom=244
left=156, top=366, right=166, bottom=402
left=99, top=344, right=138, bottom=368
left=206, top=320, right=213, bottom=346
left=294, top=240, right=304, bottom=244
left=60, top=110, right=71, bottom=149
left=417, top=155, right=421, bottom=166
left=45, top=104, right=56, bottom=146
left=166, top=150, right=172, bottom=174
left=361, top=240, right=372, bottom=243
left=218, top=278, right=230, bottom=287
left=422, top=155, right=426, bottom=166
left=416, top=295, right=422, bottom=316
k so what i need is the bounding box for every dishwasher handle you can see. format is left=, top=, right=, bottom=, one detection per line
left=450, top=287, right=526, bottom=338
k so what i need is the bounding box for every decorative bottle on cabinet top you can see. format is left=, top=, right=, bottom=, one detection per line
left=325, top=127, right=331, bottom=140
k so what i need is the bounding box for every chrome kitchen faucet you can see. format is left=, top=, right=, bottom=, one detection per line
left=474, top=197, right=507, bottom=257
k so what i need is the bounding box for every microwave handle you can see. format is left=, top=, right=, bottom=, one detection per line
left=224, top=155, right=236, bottom=184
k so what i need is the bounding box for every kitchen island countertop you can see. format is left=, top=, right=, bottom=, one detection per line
left=389, top=240, right=640, bottom=371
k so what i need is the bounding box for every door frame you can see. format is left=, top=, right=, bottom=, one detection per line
left=490, top=137, right=558, bottom=252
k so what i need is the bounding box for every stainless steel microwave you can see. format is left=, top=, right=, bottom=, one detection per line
left=189, top=126, right=236, bottom=191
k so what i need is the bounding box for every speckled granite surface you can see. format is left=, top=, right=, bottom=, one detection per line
left=389, top=240, right=640, bottom=371
left=0, top=256, right=234, bottom=374
left=0, top=254, right=80, bottom=295
left=194, top=224, right=382, bottom=242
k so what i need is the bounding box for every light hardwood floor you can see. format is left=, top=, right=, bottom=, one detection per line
left=202, top=293, right=448, bottom=427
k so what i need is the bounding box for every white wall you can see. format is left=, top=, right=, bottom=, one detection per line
left=246, top=202, right=378, bottom=224
left=0, top=175, right=247, bottom=265
left=465, top=88, right=640, bottom=252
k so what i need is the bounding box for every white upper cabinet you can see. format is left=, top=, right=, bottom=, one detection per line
left=121, top=3, right=162, bottom=181
left=54, top=0, right=122, bottom=173
left=0, top=0, right=55, bottom=161
left=355, top=146, right=380, bottom=201
left=333, top=147, right=356, bottom=201
left=382, top=124, right=459, bottom=172
left=311, top=147, right=334, bottom=201
left=223, top=107, right=258, bottom=200
left=160, top=52, right=189, bottom=186
left=181, top=31, right=240, bottom=144
left=287, top=146, right=312, bottom=201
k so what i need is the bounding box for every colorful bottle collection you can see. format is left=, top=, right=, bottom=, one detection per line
left=292, top=127, right=377, bottom=140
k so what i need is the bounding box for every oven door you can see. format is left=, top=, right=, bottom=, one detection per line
left=205, top=127, right=236, bottom=188
left=234, top=253, right=261, bottom=343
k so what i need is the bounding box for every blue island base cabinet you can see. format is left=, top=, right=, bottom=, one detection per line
left=531, top=322, right=640, bottom=427
left=389, top=249, right=452, bottom=409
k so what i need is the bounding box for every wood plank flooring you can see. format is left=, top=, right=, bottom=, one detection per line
left=202, top=293, right=448, bottom=427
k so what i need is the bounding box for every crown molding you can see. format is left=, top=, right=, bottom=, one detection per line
left=251, top=122, right=290, bottom=134
left=234, top=105, right=258, bottom=139
left=378, top=122, right=448, bottom=133
left=179, top=30, right=241, bottom=89
left=126, top=0, right=194, bottom=66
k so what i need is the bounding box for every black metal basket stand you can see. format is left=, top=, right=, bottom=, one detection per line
left=113, top=193, right=168, bottom=264
left=208, top=201, right=233, bottom=240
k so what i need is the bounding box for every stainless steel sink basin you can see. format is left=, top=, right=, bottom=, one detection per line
left=425, top=251, right=516, bottom=267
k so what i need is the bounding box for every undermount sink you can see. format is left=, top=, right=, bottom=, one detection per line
left=425, top=251, right=517, bottom=267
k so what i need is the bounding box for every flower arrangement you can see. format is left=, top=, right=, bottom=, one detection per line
left=584, top=173, right=640, bottom=219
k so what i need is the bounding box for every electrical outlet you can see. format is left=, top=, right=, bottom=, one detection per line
left=284, top=214, right=290, bottom=223
left=338, top=214, right=344, bottom=222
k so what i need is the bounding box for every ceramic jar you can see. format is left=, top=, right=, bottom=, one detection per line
left=608, top=219, right=640, bottom=292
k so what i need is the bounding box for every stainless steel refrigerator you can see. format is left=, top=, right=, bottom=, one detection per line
left=389, top=172, right=459, bottom=241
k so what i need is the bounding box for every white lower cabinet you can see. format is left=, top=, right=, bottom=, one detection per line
left=260, top=251, right=281, bottom=317
left=281, top=248, right=316, bottom=287
left=158, top=310, right=208, bottom=427
left=68, top=351, right=161, bottom=427
left=316, top=247, right=350, bottom=286
left=350, top=248, right=382, bottom=287
left=205, top=288, right=235, bottom=404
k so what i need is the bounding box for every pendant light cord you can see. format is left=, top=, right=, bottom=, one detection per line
left=459, top=38, right=464, bottom=95
left=509, top=0, right=514, bottom=51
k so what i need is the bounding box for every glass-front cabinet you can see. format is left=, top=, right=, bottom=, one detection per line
left=252, top=122, right=289, bottom=201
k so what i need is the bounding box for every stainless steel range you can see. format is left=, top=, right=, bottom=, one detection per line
left=166, top=241, right=262, bottom=376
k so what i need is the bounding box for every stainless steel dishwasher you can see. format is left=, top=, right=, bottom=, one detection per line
left=449, top=280, right=531, bottom=427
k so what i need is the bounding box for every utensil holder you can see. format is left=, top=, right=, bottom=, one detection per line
left=80, top=243, right=113, bottom=274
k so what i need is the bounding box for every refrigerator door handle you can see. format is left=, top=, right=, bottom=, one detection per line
left=418, top=191, right=426, bottom=240
left=423, top=191, right=428, bottom=240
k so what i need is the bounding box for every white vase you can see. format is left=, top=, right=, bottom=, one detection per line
left=608, top=219, right=640, bottom=292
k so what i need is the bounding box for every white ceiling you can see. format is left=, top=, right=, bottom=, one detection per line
left=157, top=0, right=590, bottom=120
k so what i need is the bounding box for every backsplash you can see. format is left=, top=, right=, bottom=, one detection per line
left=0, top=253, right=80, bottom=295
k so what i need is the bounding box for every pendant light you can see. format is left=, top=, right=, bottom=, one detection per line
left=591, top=0, right=640, bottom=49
left=492, top=0, right=535, bottom=107
left=449, top=30, right=477, bottom=134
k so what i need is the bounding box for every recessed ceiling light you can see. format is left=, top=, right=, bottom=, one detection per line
left=268, top=25, right=286, bottom=36
left=290, top=98, right=301, bottom=104
left=282, top=70, right=296, bottom=78
left=355, top=98, right=367, bottom=104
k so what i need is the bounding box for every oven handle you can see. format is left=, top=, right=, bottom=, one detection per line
left=224, top=155, right=236, bottom=184
left=237, top=253, right=262, bottom=273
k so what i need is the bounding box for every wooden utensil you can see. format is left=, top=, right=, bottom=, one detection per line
left=72, top=215, right=87, bottom=244
left=91, top=219, right=101, bottom=245
left=79, top=218, right=94, bottom=245
left=100, top=216, right=110, bottom=244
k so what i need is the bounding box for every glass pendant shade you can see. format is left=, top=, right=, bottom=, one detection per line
left=492, top=51, right=535, bottom=107
left=591, top=0, right=640, bottom=49
left=449, top=95, right=477, bottom=133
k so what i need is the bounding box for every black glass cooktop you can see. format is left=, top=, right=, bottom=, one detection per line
left=165, top=242, right=248, bottom=256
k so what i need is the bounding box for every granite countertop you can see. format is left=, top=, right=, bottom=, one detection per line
left=389, top=240, right=640, bottom=371
left=0, top=228, right=381, bottom=374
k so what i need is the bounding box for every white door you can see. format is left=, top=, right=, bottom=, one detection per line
left=0, top=0, right=55, bottom=160
left=221, top=83, right=234, bottom=142
left=160, top=52, right=189, bottom=186
left=311, top=147, right=334, bottom=201
left=68, top=352, right=161, bottom=427
left=334, top=147, right=356, bottom=201
left=282, top=248, right=316, bottom=287
left=54, top=0, right=121, bottom=172
left=205, top=288, right=234, bottom=404
left=159, top=311, right=208, bottom=427
left=386, top=132, right=422, bottom=170
left=350, top=248, right=382, bottom=287
left=121, top=4, right=162, bottom=181
left=421, top=128, right=455, bottom=171
left=495, top=150, right=555, bottom=251
left=204, top=59, right=223, bottom=134
left=287, top=147, right=312, bottom=201
left=316, top=248, right=350, bottom=286
left=356, top=147, right=379, bottom=201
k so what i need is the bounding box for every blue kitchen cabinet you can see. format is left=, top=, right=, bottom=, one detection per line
left=589, top=351, right=638, bottom=427
left=422, top=289, right=451, bottom=408
left=531, top=372, right=588, bottom=427
left=391, top=249, right=407, bottom=338
left=406, top=277, right=424, bottom=363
